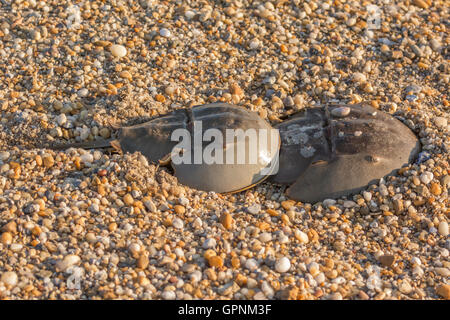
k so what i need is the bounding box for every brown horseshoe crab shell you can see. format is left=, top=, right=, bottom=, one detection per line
left=272, top=103, right=421, bottom=203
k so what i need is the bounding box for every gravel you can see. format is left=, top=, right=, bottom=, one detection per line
left=0, top=0, right=448, bottom=301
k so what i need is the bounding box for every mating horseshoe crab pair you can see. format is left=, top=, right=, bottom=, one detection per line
left=53, top=102, right=421, bottom=203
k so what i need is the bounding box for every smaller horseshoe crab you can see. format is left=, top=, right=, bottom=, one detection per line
left=52, top=103, right=280, bottom=194
left=272, top=103, right=421, bottom=203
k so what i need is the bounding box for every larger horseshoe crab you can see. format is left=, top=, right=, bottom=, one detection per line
left=272, top=103, right=421, bottom=203
left=53, top=103, right=281, bottom=194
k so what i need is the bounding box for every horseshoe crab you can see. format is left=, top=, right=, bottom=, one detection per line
left=272, top=103, right=421, bottom=203
left=53, top=103, right=280, bottom=194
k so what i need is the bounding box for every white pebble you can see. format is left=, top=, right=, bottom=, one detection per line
left=261, top=281, right=274, bottom=298
left=161, top=290, right=176, bottom=300
left=56, top=254, right=80, bottom=272
left=10, top=244, right=23, bottom=252
left=434, top=117, right=447, bottom=128
left=249, top=40, right=260, bottom=50
left=0, top=151, right=10, bottom=161
left=399, top=280, right=413, bottom=294
left=77, top=88, right=89, bottom=97
left=110, top=44, right=127, bottom=58
left=420, top=171, right=433, bottom=184
left=253, top=292, right=267, bottom=300
left=144, top=199, right=157, bottom=213
left=79, top=127, right=90, bottom=141
left=343, top=200, right=356, bottom=208
left=1, top=271, right=18, bottom=286
left=172, top=218, right=184, bottom=230
left=366, top=274, right=382, bottom=290
left=247, top=204, right=261, bottom=214
left=347, top=17, right=357, bottom=26
left=275, top=257, right=291, bottom=273
left=411, top=257, right=421, bottom=266
left=434, top=267, right=450, bottom=277
left=190, top=271, right=202, bottom=282
left=438, top=221, right=449, bottom=236
left=353, top=72, right=367, bottom=83
left=315, top=272, right=325, bottom=284
left=363, top=191, right=372, bottom=201
left=295, top=229, right=309, bottom=244
left=80, top=153, right=94, bottom=163
left=245, top=258, right=258, bottom=271
left=259, top=232, right=272, bottom=243
left=202, top=238, right=216, bottom=249
left=331, top=106, right=351, bottom=117
left=412, top=266, right=424, bottom=277
left=56, top=114, right=67, bottom=126
left=192, top=217, right=203, bottom=228
left=323, top=199, right=336, bottom=207
left=160, top=28, right=171, bottom=38
left=184, top=10, right=196, bottom=20
left=128, top=243, right=141, bottom=255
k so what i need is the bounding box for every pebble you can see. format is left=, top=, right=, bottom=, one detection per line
left=78, top=88, right=89, bottom=97
left=0, top=151, right=9, bottom=161
left=323, top=199, right=336, bottom=207
left=253, top=292, right=267, bottom=300
left=1, top=271, right=18, bottom=287
left=80, top=153, right=94, bottom=163
left=123, top=193, right=134, bottom=206
left=159, top=28, right=171, bottom=38
left=172, top=218, right=184, bottom=230
left=99, top=128, right=111, bottom=139
left=220, top=212, right=233, bottom=230
left=434, top=268, right=450, bottom=277
left=399, top=280, right=413, bottom=295
left=247, top=204, right=261, bottom=214
left=202, top=238, right=216, bottom=249
left=208, top=256, right=223, bottom=268
left=261, top=281, right=274, bottom=298
left=174, top=205, right=185, bottom=215
left=438, top=222, right=449, bottom=237
left=56, top=254, right=80, bottom=272
left=420, top=172, right=434, bottom=185
left=249, top=40, right=260, bottom=50
left=144, top=199, right=157, bottom=213
left=43, top=155, right=55, bottom=168
left=10, top=243, right=23, bottom=252
left=161, top=290, right=176, bottom=300
left=366, top=274, right=382, bottom=291
left=353, top=72, right=367, bottom=83
left=259, top=232, right=272, bottom=243
left=137, top=255, right=149, bottom=269
left=184, top=10, right=196, bottom=20
left=245, top=259, right=258, bottom=271
left=436, top=284, right=450, bottom=299
left=1, top=232, right=12, bottom=244
left=110, top=44, right=127, bottom=58
left=275, top=257, right=291, bottom=273
left=343, top=200, right=356, bottom=208
left=441, top=175, right=450, bottom=188
left=412, top=266, right=424, bottom=277
left=331, top=106, right=351, bottom=117
left=56, top=114, right=67, bottom=126
left=378, top=254, right=396, bottom=267
left=434, top=117, right=447, bottom=128
left=294, top=229, right=309, bottom=244
left=128, top=243, right=141, bottom=256
left=413, top=0, right=429, bottom=9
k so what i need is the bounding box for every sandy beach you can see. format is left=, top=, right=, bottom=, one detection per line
left=0, top=0, right=448, bottom=300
